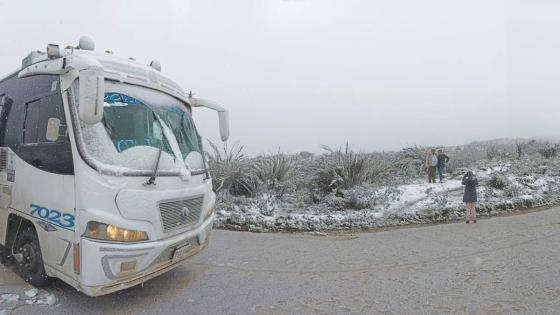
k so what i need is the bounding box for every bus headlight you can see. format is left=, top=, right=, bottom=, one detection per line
left=84, top=221, right=148, bottom=242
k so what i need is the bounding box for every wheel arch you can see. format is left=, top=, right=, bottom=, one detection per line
left=5, top=213, right=36, bottom=250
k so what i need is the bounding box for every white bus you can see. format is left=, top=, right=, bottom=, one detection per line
left=0, top=37, right=228, bottom=296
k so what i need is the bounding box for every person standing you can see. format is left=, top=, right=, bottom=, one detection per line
left=426, top=149, right=437, bottom=183
left=462, top=170, right=478, bottom=223
left=437, top=149, right=450, bottom=183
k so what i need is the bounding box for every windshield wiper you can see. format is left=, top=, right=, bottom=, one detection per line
left=144, top=113, right=165, bottom=186
left=144, top=146, right=162, bottom=186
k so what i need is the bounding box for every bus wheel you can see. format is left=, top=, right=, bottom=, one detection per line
left=15, top=227, right=48, bottom=287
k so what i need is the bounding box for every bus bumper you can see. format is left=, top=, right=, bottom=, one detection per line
left=78, top=216, right=213, bottom=296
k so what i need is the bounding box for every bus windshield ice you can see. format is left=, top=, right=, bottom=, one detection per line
left=76, top=81, right=207, bottom=176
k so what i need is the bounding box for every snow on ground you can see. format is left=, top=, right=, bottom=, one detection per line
left=0, top=288, right=57, bottom=314
left=214, top=158, right=560, bottom=232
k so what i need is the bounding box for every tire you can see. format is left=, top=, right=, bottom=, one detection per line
left=14, top=227, right=48, bottom=287
left=0, top=244, right=10, bottom=265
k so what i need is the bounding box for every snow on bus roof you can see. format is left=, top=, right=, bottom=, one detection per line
left=71, top=49, right=187, bottom=101
left=1, top=47, right=188, bottom=105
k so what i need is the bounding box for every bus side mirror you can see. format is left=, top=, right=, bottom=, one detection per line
left=218, top=111, right=230, bottom=142
left=46, top=118, right=61, bottom=142
left=78, top=68, right=104, bottom=125
left=188, top=97, right=230, bottom=142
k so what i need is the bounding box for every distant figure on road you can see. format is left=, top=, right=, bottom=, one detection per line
left=462, top=170, right=478, bottom=224
left=437, top=149, right=450, bottom=183
left=426, top=149, right=437, bottom=183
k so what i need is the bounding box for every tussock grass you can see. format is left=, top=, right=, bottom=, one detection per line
left=538, top=143, right=558, bottom=159
left=206, top=141, right=258, bottom=197
left=312, top=144, right=393, bottom=193
left=257, top=152, right=293, bottom=190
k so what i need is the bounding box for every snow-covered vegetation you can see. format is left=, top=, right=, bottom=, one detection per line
left=208, top=139, right=560, bottom=232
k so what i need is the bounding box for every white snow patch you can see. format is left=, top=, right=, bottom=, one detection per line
left=24, top=288, right=38, bottom=298
left=394, top=179, right=463, bottom=207
left=35, top=293, right=57, bottom=305
left=44, top=293, right=57, bottom=305
left=0, top=294, right=19, bottom=304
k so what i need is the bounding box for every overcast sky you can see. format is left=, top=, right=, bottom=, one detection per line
left=0, top=0, right=559, bottom=154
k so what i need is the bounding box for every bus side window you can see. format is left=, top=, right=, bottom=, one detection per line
left=1, top=75, right=73, bottom=174
left=22, top=95, right=68, bottom=145
left=0, top=95, right=11, bottom=147
left=22, top=99, right=41, bottom=144
left=16, top=77, right=73, bottom=174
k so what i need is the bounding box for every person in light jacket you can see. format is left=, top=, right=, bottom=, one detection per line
left=462, top=170, right=478, bottom=224
left=426, top=149, right=437, bottom=183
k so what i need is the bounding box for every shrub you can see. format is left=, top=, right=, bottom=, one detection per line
left=486, top=146, right=499, bottom=160
left=504, top=184, right=521, bottom=198
left=487, top=174, right=506, bottom=190
left=312, top=145, right=393, bottom=193
left=538, top=144, right=557, bottom=159
left=433, top=192, right=448, bottom=208
left=344, top=195, right=369, bottom=210
left=206, top=141, right=258, bottom=197
left=446, top=147, right=479, bottom=175
left=481, top=186, right=498, bottom=201
left=257, top=152, right=294, bottom=196
left=257, top=153, right=293, bottom=186
left=518, top=175, right=535, bottom=187
left=515, top=143, right=524, bottom=159
left=395, top=145, right=428, bottom=176
left=298, top=151, right=314, bottom=159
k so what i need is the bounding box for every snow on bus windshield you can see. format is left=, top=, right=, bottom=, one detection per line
left=78, top=81, right=205, bottom=174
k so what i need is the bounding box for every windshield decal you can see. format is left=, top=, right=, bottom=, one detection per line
left=104, top=92, right=142, bottom=106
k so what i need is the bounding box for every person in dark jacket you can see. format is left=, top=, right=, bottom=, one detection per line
left=462, top=170, right=478, bottom=223
left=437, top=149, right=450, bottom=183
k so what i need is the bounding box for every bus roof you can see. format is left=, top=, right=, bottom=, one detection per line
left=2, top=43, right=188, bottom=104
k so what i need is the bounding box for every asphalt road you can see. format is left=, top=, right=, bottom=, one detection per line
left=2, top=207, right=560, bottom=315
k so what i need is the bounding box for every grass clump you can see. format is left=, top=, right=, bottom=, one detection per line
left=312, top=144, right=393, bottom=193
left=257, top=152, right=293, bottom=190
left=487, top=174, right=506, bottom=190
left=206, top=141, right=258, bottom=197
left=538, top=144, right=557, bottom=159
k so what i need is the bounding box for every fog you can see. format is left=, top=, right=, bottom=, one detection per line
left=1, top=0, right=559, bottom=154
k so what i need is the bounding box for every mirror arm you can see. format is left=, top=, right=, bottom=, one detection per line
left=188, top=97, right=227, bottom=113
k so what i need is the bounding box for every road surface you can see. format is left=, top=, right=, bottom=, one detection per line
left=2, top=207, right=560, bottom=315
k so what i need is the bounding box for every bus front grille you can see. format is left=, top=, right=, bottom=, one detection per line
left=158, top=196, right=204, bottom=233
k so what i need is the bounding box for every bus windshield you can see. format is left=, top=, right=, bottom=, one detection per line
left=76, top=81, right=206, bottom=175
